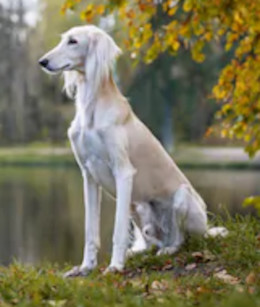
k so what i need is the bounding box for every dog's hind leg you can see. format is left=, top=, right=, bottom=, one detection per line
left=157, top=184, right=207, bottom=256
left=134, top=202, right=164, bottom=249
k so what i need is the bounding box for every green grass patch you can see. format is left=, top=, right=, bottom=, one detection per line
left=0, top=215, right=259, bottom=306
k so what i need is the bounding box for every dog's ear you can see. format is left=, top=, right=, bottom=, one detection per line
left=85, top=30, right=122, bottom=87
left=63, top=71, right=79, bottom=98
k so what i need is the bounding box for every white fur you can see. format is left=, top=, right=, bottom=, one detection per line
left=39, top=25, right=227, bottom=276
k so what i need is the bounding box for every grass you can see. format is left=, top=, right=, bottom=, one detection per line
left=0, top=215, right=259, bottom=307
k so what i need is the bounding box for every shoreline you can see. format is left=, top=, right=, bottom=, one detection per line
left=0, top=146, right=259, bottom=169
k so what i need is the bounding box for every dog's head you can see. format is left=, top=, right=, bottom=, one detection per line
left=39, top=25, right=121, bottom=97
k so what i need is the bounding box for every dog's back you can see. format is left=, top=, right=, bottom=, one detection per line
left=125, top=114, right=190, bottom=202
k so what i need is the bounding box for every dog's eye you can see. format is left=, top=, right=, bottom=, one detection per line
left=68, top=38, right=78, bottom=45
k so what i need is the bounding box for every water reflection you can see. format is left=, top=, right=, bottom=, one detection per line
left=0, top=167, right=258, bottom=266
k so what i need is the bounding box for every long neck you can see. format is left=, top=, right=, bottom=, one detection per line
left=75, top=71, right=121, bottom=128
left=75, top=74, right=95, bottom=128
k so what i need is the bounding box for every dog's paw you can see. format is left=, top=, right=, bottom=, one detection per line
left=63, top=266, right=91, bottom=278
left=126, top=248, right=138, bottom=258
left=102, top=265, right=123, bottom=275
left=156, top=246, right=179, bottom=256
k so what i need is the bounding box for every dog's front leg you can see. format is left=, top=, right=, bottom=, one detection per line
left=104, top=174, right=133, bottom=274
left=65, top=171, right=101, bottom=277
left=81, top=171, right=101, bottom=270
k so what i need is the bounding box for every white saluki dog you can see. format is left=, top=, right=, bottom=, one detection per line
left=39, top=25, right=227, bottom=276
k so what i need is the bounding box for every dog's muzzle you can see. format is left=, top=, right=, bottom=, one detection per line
left=38, top=58, right=49, bottom=68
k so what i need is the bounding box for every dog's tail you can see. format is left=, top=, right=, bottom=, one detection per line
left=128, top=219, right=147, bottom=254
left=205, top=226, right=229, bottom=238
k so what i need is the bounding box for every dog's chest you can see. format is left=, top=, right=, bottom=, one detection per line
left=72, top=127, right=116, bottom=194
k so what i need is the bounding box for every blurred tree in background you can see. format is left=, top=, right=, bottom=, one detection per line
left=0, top=1, right=29, bottom=142
left=0, top=0, right=224, bottom=148
left=62, top=0, right=260, bottom=156
left=0, top=0, right=81, bottom=144
left=3, top=0, right=258, bottom=153
left=0, top=0, right=63, bottom=143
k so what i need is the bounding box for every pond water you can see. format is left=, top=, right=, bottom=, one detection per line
left=0, top=166, right=258, bottom=266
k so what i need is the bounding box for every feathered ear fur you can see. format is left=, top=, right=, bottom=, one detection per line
left=63, top=71, right=79, bottom=99
left=85, top=30, right=122, bottom=92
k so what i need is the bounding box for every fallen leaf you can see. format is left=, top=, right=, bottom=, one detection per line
left=245, top=272, right=256, bottom=285
left=47, top=300, right=67, bottom=307
left=186, top=289, right=193, bottom=298
left=214, top=267, right=224, bottom=272
left=162, top=263, right=173, bottom=271
left=235, top=285, right=244, bottom=293
left=191, top=251, right=204, bottom=260
left=176, top=256, right=186, bottom=266
left=248, top=286, right=255, bottom=294
left=203, top=250, right=216, bottom=262
left=196, top=286, right=209, bottom=294
left=192, top=250, right=215, bottom=262
left=185, top=263, right=197, bottom=271
left=130, top=279, right=144, bottom=288
left=214, top=269, right=240, bottom=285
left=151, top=280, right=169, bottom=291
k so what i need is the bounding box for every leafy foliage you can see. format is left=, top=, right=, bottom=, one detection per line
left=63, top=0, right=260, bottom=156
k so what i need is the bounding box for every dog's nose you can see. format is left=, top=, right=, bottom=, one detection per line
left=39, top=58, right=49, bottom=67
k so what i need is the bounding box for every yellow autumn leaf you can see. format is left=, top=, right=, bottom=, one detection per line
left=86, top=3, right=93, bottom=11
left=213, top=85, right=227, bottom=100
left=162, top=1, right=168, bottom=12
left=133, top=39, right=142, bottom=49
left=142, top=24, right=153, bottom=43
left=222, top=104, right=232, bottom=114
left=96, top=4, right=105, bottom=15
left=194, top=25, right=204, bottom=36
left=217, top=28, right=226, bottom=36
left=183, top=0, right=193, bottom=12
left=204, top=31, right=213, bottom=41
left=118, top=5, right=127, bottom=18
left=80, top=11, right=86, bottom=20
left=191, top=40, right=205, bottom=63
left=172, top=40, right=180, bottom=51
left=234, top=11, right=243, bottom=25
left=221, top=129, right=229, bottom=138
left=179, top=24, right=191, bottom=38
left=168, top=6, right=177, bottom=16
left=129, top=26, right=137, bottom=39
